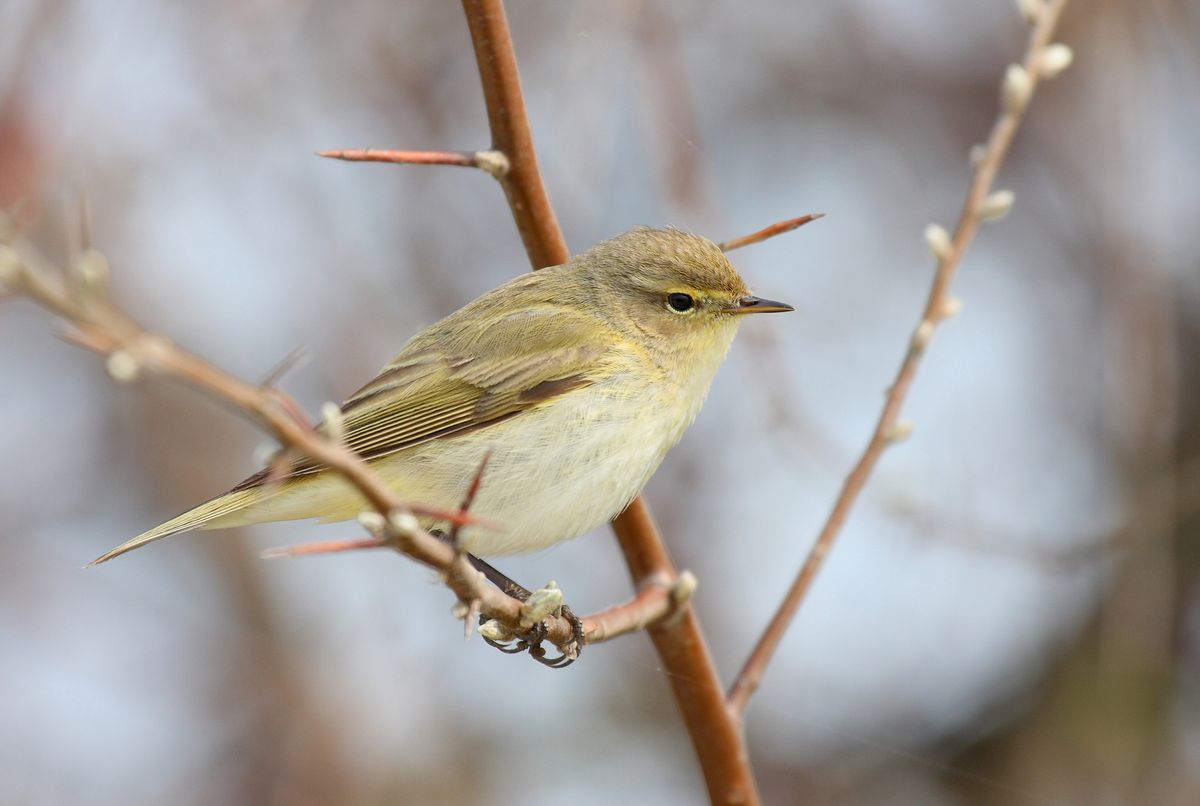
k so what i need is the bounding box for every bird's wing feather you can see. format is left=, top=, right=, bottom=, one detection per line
left=235, top=304, right=617, bottom=489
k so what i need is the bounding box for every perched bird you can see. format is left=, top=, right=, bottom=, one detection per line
left=93, top=227, right=791, bottom=564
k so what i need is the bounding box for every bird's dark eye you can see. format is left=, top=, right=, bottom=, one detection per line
left=667, top=293, right=695, bottom=312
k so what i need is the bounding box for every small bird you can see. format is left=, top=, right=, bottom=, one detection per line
left=93, top=227, right=792, bottom=564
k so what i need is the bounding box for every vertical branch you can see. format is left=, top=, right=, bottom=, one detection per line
left=458, top=1, right=760, bottom=802
left=461, top=0, right=568, bottom=270
left=612, top=500, right=759, bottom=805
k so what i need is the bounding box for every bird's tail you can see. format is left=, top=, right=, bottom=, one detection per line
left=90, top=487, right=268, bottom=565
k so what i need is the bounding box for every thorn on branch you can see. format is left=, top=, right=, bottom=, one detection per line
left=454, top=598, right=482, bottom=641
left=718, top=213, right=824, bottom=253
left=448, top=449, right=492, bottom=547
left=317, top=148, right=510, bottom=178
left=261, top=536, right=385, bottom=559
left=259, top=346, right=310, bottom=388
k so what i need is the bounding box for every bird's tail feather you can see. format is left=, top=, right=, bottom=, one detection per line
left=90, top=487, right=266, bottom=565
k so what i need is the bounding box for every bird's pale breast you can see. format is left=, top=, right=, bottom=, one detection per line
left=240, top=325, right=736, bottom=555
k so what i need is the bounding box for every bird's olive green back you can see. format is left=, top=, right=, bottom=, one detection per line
left=235, top=286, right=618, bottom=489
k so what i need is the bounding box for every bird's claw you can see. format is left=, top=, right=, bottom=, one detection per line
left=477, top=601, right=585, bottom=669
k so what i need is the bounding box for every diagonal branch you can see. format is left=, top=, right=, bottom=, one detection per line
left=727, top=0, right=1074, bottom=717
left=0, top=233, right=678, bottom=649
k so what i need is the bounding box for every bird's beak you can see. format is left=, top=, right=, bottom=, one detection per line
left=728, top=295, right=794, bottom=315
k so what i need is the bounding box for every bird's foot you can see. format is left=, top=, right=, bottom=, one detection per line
left=475, top=578, right=585, bottom=669
left=432, top=530, right=584, bottom=667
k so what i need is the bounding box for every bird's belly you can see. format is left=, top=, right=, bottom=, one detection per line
left=395, top=386, right=680, bottom=555
left=258, top=383, right=686, bottom=556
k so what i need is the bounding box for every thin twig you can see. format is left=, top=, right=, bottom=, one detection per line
left=259, top=346, right=310, bottom=388
left=458, top=1, right=760, bottom=802
left=719, top=213, right=823, bottom=253
left=261, top=536, right=384, bottom=559
left=317, top=148, right=510, bottom=178
left=319, top=148, right=477, bottom=166
left=727, top=0, right=1073, bottom=717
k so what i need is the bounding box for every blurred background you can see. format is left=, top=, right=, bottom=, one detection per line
left=1, top=1, right=1198, bottom=804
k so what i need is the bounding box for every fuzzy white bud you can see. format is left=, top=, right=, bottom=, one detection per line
left=924, top=224, right=953, bottom=261
left=105, top=350, right=140, bottom=383
left=520, top=580, right=563, bottom=629
left=478, top=619, right=514, bottom=643
left=885, top=419, right=915, bottom=445
left=320, top=401, right=345, bottom=444
left=969, top=144, right=987, bottom=168
left=940, top=296, right=964, bottom=320
left=980, top=189, right=1015, bottom=221
left=671, top=571, right=698, bottom=607
left=1015, top=0, right=1041, bottom=24
left=1002, top=64, right=1033, bottom=113
left=474, top=150, right=510, bottom=179
left=911, top=321, right=935, bottom=352
left=357, top=510, right=387, bottom=536
left=1038, top=44, right=1074, bottom=79
left=388, top=510, right=420, bottom=537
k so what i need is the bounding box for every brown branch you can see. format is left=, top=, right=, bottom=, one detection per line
left=458, top=1, right=760, bottom=802
left=727, top=0, right=1073, bottom=717
left=719, top=213, right=823, bottom=253
left=461, top=0, right=569, bottom=270
left=613, top=500, right=759, bottom=804
left=1, top=234, right=677, bottom=650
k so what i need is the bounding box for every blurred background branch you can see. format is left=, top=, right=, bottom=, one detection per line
left=729, top=0, right=1073, bottom=717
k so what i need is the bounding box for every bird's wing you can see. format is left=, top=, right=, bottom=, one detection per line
left=236, top=304, right=619, bottom=489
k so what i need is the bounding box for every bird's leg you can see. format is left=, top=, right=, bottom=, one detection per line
left=432, top=530, right=584, bottom=667
left=464, top=553, right=533, bottom=602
